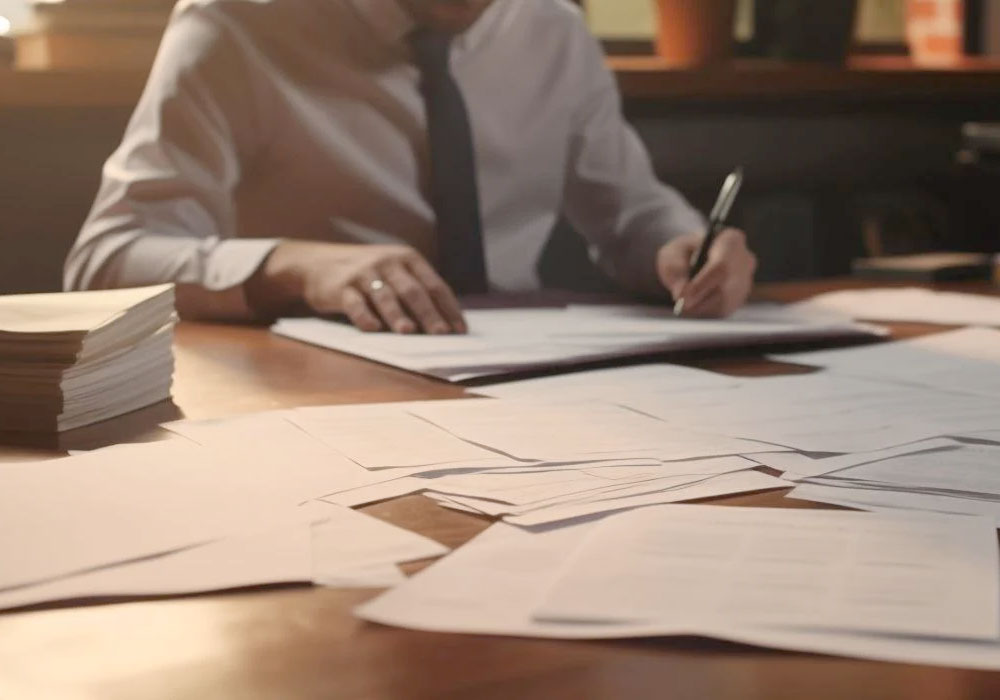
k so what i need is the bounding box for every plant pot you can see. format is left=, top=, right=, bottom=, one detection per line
left=751, top=0, right=858, bottom=64
left=653, top=0, right=736, bottom=67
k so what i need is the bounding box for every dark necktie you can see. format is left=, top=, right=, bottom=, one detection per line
left=410, top=29, right=489, bottom=294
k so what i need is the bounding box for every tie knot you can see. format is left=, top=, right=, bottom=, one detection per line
left=410, top=28, right=453, bottom=76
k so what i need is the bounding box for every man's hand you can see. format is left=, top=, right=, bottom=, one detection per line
left=656, top=228, right=757, bottom=318
left=246, top=241, right=467, bottom=334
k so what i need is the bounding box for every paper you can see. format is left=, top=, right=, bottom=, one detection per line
left=310, top=506, right=448, bottom=575
left=622, top=373, right=1000, bottom=453
left=792, top=288, right=1000, bottom=327
left=533, top=505, right=998, bottom=640
left=0, top=518, right=314, bottom=611
left=787, top=484, right=1000, bottom=525
left=289, top=403, right=504, bottom=469
left=356, top=518, right=1000, bottom=671
left=476, top=363, right=743, bottom=400
left=502, top=469, right=789, bottom=526
left=274, top=303, right=877, bottom=382
left=410, top=399, right=766, bottom=463
left=754, top=438, right=962, bottom=479
left=775, top=328, right=1000, bottom=399
left=0, top=440, right=299, bottom=590
left=166, top=412, right=424, bottom=503
left=0, top=500, right=444, bottom=610
left=811, top=444, right=1000, bottom=497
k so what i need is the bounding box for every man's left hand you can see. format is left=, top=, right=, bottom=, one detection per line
left=656, top=228, right=757, bottom=318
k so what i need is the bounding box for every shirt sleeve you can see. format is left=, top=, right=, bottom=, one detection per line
left=63, top=3, right=279, bottom=319
left=560, top=27, right=706, bottom=299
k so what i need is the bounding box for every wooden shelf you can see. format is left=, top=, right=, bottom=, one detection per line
left=6, top=55, right=1000, bottom=109
left=610, top=55, right=1000, bottom=103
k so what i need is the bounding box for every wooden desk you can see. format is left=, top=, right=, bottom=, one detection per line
left=1, top=280, right=998, bottom=699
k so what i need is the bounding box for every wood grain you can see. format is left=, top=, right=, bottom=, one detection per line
left=0, top=280, right=998, bottom=700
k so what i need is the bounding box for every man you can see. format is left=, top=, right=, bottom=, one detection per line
left=65, top=0, right=757, bottom=334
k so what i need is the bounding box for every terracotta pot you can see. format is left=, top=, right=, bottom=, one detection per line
left=906, top=0, right=964, bottom=65
left=654, top=0, right=736, bottom=66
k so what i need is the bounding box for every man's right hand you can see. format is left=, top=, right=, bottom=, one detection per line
left=245, top=241, right=467, bottom=334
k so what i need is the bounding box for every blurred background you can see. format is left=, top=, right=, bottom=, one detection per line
left=2, top=0, right=999, bottom=295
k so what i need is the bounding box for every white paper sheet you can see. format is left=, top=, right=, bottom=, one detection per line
left=810, top=444, right=1000, bottom=497
left=310, top=506, right=448, bottom=576
left=358, top=513, right=1000, bottom=670
left=787, top=484, right=1000, bottom=525
left=753, top=438, right=962, bottom=479
left=623, top=373, right=999, bottom=453
left=775, top=328, right=1000, bottom=399
left=274, top=304, right=876, bottom=382
left=503, top=469, right=789, bottom=526
left=0, top=518, right=314, bottom=611
left=410, top=399, right=765, bottom=463
left=476, top=363, right=743, bottom=400
left=0, top=440, right=300, bottom=590
left=533, top=505, right=998, bottom=640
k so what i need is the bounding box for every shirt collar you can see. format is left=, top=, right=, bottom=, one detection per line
left=349, top=0, right=507, bottom=54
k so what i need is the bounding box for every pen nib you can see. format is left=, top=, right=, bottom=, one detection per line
left=673, top=298, right=685, bottom=317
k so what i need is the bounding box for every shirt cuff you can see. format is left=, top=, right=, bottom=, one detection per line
left=203, top=237, right=281, bottom=291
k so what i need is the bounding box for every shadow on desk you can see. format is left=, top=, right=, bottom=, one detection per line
left=0, top=399, right=182, bottom=454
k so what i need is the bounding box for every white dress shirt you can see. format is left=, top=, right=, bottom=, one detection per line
left=64, top=0, right=704, bottom=317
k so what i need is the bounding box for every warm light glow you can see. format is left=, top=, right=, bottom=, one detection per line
left=0, top=16, right=10, bottom=36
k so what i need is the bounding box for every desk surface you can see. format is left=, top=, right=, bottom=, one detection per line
left=1, top=279, right=998, bottom=699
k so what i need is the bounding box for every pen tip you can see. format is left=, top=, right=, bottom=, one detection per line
left=673, top=299, right=685, bottom=317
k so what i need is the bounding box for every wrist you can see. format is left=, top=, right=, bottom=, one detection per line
left=244, top=240, right=306, bottom=318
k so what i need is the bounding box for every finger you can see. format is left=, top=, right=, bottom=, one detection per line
left=656, top=238, right=700, bottom=300
left=680, top=259, right=727, bottom=311
left=340, top=287, right=383, bottom=332
left=382, top=262, right=449, bottom=335
left=683, top=287, right=726, bottom=318
left=358, top=275, right=417, bottom=334
left=407, top=257, right=467, bottom=334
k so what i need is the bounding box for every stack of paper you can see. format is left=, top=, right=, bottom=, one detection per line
left=0, top=285, right=176, bottom=431
left=284, top=399, right=790, bottom=525
left=357, top=505, right=1000, bottom=670
left=273, top=303, right=880, bottom=382
left=775, top=441, right=1000, bottom=524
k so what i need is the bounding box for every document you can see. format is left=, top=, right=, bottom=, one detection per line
left=410, top=399, right=765, bottom=463
left=792, top=287, right=1000, bottom=327
left=775, top=328, right=1000, bottom=399
left=167, top=411, right=428, bottom=503
left=0, top=440, right=299, bottom=590
left=459, top=470, right=788, bottom=526
left=274, top=303, right=877, bottom=383
left=356, top=518, right=1000, bottom=670
left=788, top=484, right=1000, bottom=525
left=810, top=444, right=1000, bottom=497
left=622, top=373, right=1000, bottom=453
left=289, top=403, right=506, bottom=469
left=476, top=363, right=743, bottom=400
left=755, top=438, right=962, bottom=479
left=532, top=505, right=999, bottom=640
left=0, top=500, right=444, bottom=610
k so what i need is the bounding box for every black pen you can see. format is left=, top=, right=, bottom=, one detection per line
left=673, top=167, right=744, bottom=316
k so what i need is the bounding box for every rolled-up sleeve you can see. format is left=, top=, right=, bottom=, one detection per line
left=64, top=3, right=278, bottom=318
left=561, top=30, right=705, bottom=299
